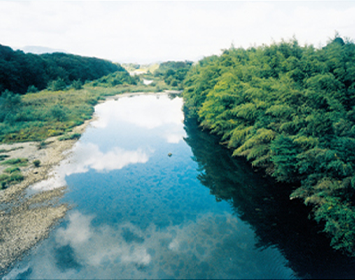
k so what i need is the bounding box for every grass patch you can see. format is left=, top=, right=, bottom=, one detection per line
left=0, top=147, right=24, bottom=153
left=1, top=158, right=28, bottom=167
left=0, top=158, right=26, bottom=189
left=4, top=166, right=20, bottom=174
left=0, top=173, right=9, bottom=182
left=0, top=171, right=24, bottom=189
left=8, top=172, right=24, bottom=182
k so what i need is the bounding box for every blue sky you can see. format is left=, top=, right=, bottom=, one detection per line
left=1, top=1, right=355, bottom=63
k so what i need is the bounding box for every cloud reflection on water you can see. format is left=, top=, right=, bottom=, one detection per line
left=67, top=143, right=149, bottom=174
left=31, top=143, right=149, bottom=191
left=10, top=210, right=293, bottom=279
left=92, top=95, right=186, bottom=144
left=92, top=95, right=184, bottom=129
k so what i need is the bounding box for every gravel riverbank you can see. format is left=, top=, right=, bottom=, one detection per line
left=0, top=119, right=92, bottom=274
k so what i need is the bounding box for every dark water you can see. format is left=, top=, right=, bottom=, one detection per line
left=4, top=93, right=355, bottom=279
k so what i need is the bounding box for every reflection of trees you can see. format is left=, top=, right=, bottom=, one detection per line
left=183, top=117, right=355, bottom=279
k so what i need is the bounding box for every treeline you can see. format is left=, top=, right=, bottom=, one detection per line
left=154, top=61, right=193, bottom=88
left=183, top=37, right=355, bottom=255
left=0, top=44, right=125, bottom=94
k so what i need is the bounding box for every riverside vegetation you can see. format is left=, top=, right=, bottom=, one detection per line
left=182, top=36, right=355, bottom=256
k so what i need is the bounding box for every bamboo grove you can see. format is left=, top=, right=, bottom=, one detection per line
left=182, top=36, right=355, bottom=255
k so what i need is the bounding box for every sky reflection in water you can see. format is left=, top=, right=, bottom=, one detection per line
left=7, top=94, right=295, bottom=279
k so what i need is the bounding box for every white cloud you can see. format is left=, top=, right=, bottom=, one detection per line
left=1, top=1, right=355, bottom=62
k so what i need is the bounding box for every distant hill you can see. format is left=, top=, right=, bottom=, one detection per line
left=0, top=44, right=126, bottom=94
left=20, top=46, right=67, bottom=55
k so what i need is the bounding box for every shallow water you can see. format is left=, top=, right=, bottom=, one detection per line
left=4, top=93, right=355, bottom=279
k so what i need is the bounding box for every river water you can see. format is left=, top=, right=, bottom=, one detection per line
left=4, top=93, right=355, bottom=279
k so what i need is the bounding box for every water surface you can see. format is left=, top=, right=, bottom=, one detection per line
left=5, top=93, right=355, bottom=279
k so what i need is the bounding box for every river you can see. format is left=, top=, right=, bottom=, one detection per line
left=4, top=93, right=355, bottom=279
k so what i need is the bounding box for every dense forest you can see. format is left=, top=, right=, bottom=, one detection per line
left=182, top=36, right=355, bottom=255
left=0, top=44, right=124, bottom=94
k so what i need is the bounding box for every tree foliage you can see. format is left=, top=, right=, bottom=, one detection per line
left=182, top=36, right=355, bottom=255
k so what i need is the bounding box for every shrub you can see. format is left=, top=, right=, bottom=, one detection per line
left=37, top=141, right=47, bottom=150
left=72, top=80, right=83, bottom=90
left=171, top=79, right=178, bottom=87
left=47, top=78, right=67, bottom=91
left=50, top=105, right=67, bottom=121
left=0, top=174, right=9, bottom=189
left=33, top=159, right=41, bottom=167
left=27, top=85, right=39, bottom=93
left=0, top=181, right=6, bottom=189
left=0, top=154, right=9, bottom=161
left=87, top=98, right=98, bottom=105
left=0, top=90, right=22, bottom=123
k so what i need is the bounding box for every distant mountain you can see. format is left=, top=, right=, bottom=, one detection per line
left=20, top=46, right=67, bottom=55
